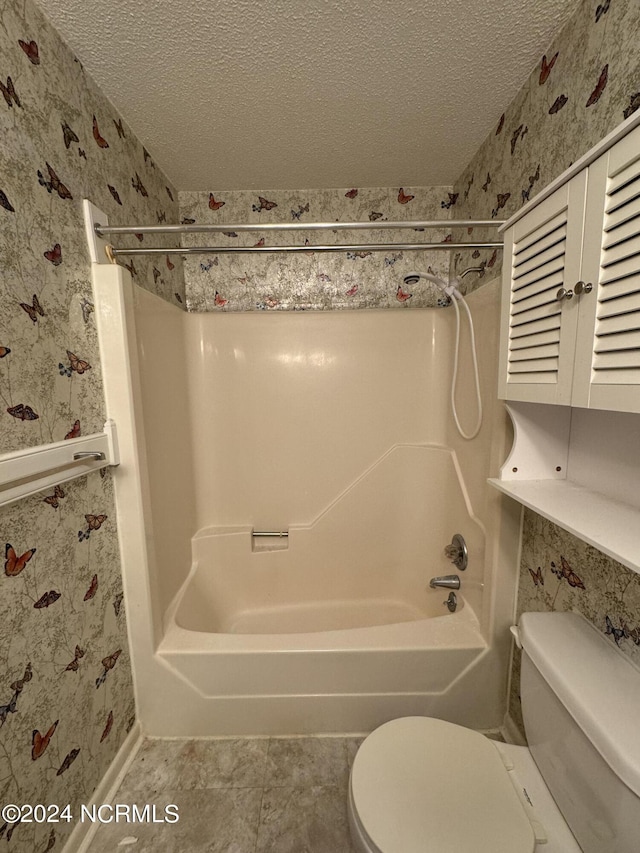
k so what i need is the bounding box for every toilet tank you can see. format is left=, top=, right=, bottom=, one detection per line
left=519, top=611, right=640, bottom=853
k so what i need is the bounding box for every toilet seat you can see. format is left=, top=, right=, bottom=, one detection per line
left=349, top=717, right=536, bottom=853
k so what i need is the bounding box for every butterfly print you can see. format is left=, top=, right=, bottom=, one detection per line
left=64, top=419, right=81, bottom=439
left=66, top=350, right=91, bottom=374
left=153, top=267, right=161, bottom=284
left=182, top=217, right=196, bottom=225
left=83, top=574, right=98, bottom=601
left=101, top=710, right=114, bottom=742
left=317, top=273, right=331, bottom=282
left=254, top=237, right=265, bottom=248
left=385, top=255, right=401, bottom=266
left=64, top=645, right=85, bottom=672
left=96, top=649, right=122, bottom=688
left=0, top=189, right=15, bottom=212
left=61, top=121, right=79, bottom=149
left=143, top=147, right=154, bottom=166
left=134, top=233, right=144, bottom=242
left=549, top=556, right=585, bottom=589
left=107, top=184, right=122, bottom=205
left=345, top=284, right=359, bottom=297
left=113, top=591, right=124, bottom=616
left=7, top=403, right=39, bottom=421
left=156, top=210, right=166, bottom=223
left=397, top=188, right=414, bottom=204
left=43, top=829, right=56, bottom=852
left=464, top=175, right=474, bottom=199
left=0, top=346, right=10, bottom=358
left=346, top=251, right=372, bottom=259
left=539, top=52, right=558, bottom=85
left=441, top=234, right=453, bottom=243
left=32, top=720, right=58, bottom=760
left=1, top=76, right=21, bottom=108
left=166, top=255, right=175, bottom=271
left=38, top=163, right=72, bottom=199
left=113, top=117, right=125, bottom=138
left=20, top=293, right=44, bottom=323
left=208, top=193, right=225, bottom=210
left=549, top=94, right=568, bottom=115
left=56, top=748, right=80, bottom=776
left=78, top=148, right=86, bottom=159
left=510, top=125, right=524, bottom=155
left=223, top=231, right=238, bottom=238
left=623, top=92, right=640, bottom=120
left=123, top=260, right=137, bottom=277
left=492, top=192, right=511, bottom=218
left=43, top=485, right=65, bottom=509
left=214, top=291, right=228, bottom=308
left=586, top=65, right=608, bottom=107
left=166, top=186, right=174, bottom=201
left=131, top=173, right=148, bottom=197
left=44, top=243, right=62, bottom=265
left=345, top=188, right=358, bottom=199
left=291, top=203, right=309, bottom=221
left=11, top=663, right=32, bottom=693
left=5, top=543, right=36, bottom=577
left=605, top=615, right=625, bottom=646
left=496, top=113, right=505, bottom=135
left=0, top=663, right=32, bottom=726
left=595, top=0, right=610, bottom=22
left=92, top=115, right=109, bottom=148
left=252, top=196, right=277, bottom=212
left=482, top=173, right=491, bottom=192
left=368, top=211, right=384, bottom=221
left=487, top=248, right=498, bottom=268
left=34, top=590, right=61, bottom=609
left=18, top=39, right=40, bottom=64
left=441, top=192, right=458, bottom=210
left=175, top=292, right=183, bottom=304
left=528, top=566, right=544, bottom=586
left=200, top=258, right=218, bottom=272
left=472, top=249, right=481, bottom=259
left=396, top=285, right=412, bottom=303
left=85, top=514, right=107, bottom=531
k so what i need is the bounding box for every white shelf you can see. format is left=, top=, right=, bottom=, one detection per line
left=488, top=477, right=640, bottom=574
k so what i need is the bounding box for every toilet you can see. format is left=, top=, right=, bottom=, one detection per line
left=348, top=611, right=640, bottom=853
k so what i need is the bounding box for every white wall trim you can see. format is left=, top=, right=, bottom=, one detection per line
left=62, top=722, right=142, bottom=853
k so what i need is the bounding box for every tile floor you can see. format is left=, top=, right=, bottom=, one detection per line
left=90, top=736, right=363, bottom=852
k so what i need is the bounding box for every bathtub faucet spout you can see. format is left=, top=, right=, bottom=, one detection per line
left=429, top=574, right=460, bottom=590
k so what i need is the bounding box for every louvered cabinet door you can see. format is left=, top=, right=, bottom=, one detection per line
left=573, top=124, right=640, bottom=413
left=498, top=172, right=587, bottom=404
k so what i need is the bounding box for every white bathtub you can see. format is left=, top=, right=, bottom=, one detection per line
left=156, top=446, right=489, bottom=728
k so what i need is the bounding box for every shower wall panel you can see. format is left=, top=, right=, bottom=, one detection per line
left=184, top=309, right=451, bottom=532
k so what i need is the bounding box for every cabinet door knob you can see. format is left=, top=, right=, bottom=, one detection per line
left=574, top=281, right=593, bottom=295
left=556, top=287, right=574, bottom=301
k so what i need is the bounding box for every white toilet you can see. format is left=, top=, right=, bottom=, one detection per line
left=348, top=611, right=640, bottom=853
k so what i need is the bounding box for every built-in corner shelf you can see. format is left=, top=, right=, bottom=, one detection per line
left=488, top=402, right=640, bottom=575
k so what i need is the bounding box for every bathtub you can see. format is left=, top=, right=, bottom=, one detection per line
left=156, top=445, right=489, bottom=732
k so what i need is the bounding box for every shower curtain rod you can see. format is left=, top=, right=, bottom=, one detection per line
left=95, top=219, right=504, bottom=236
left=109, top=241, right=503, bottom=257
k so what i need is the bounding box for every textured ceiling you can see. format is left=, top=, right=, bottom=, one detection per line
left=36, top=0, right=581, bottom=190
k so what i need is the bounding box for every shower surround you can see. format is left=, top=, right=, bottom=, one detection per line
left=91, top=242, right=517, bottom=735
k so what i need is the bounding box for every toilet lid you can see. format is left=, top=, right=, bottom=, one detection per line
left=350, top=717, right=535, bottom=853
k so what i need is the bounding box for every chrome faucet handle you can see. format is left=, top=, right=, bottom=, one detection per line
left=444, top=534, right=468, bottom=571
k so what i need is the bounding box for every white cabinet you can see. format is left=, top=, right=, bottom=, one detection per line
left=499, top=121, right=640, bottom=414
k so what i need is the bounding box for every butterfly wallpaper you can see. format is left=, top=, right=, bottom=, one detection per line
left=508, top=508, right=640, bottom=736
left=451, top=0, right=640, bottom=292
left=0, top=0, right=183, bottom=847
left=447, top=0, right=640, bottom=740
left=179, top=186, right=454, bottom=312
